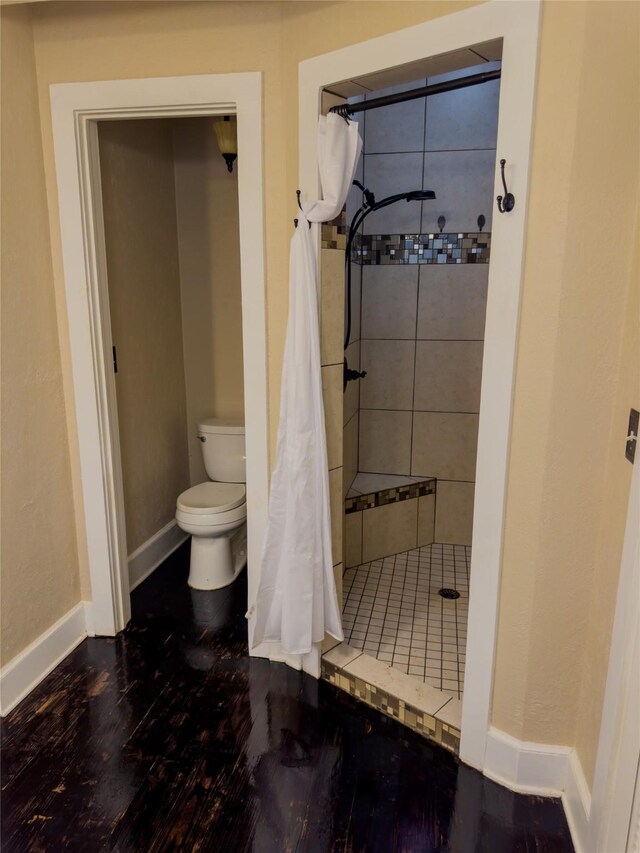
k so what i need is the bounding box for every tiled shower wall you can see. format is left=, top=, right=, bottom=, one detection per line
left=349, top=65, right=499, bottom=545
left=319, top=242, right=361, bottom=513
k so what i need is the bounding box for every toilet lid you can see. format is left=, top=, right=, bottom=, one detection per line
left=177, top=482, right=246, bottom=515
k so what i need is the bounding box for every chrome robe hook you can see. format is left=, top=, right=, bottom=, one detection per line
left=496, top=159, right=515, bottom=213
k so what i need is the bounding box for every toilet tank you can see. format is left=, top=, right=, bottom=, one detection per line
left=198, top=418, right=246, bottom=483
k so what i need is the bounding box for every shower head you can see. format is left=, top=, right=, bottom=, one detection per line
left=352, top=182, right=436, bottom=210
left=370, top=189, right=436, bottom=211
left=404, top=189, right=436, bottom=201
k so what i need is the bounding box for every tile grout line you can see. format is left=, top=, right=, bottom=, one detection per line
left=343, top=407, right=359, bottom=432
left=362, top=146, right=498, bottom=156
left=417, top=547, right=428, bottom=684
left=409, top=265, right=420, bottom=482
left=354, top=558, right=374, bottom=649
left=414, top=501, right=420, bottom=569
left=341, top=578, right=355, bottom=645
left=453, top=546, right=461, bottom=700
left=358, top=339, right=485, bottom=344
left=433, top=544, right=442, bottom=692
left=440, top=548, right=445, bottom=693
left=433, top=694, right=454, bottom=717
left=374, top=553, right=396, bottom=662
left=462, top=544, right=471, bottom=695
left=341, top=649, right=364, bottom=673
left=386, top=553, right=401, bottom=668
left=361, top=557, right=385, bottom=655
left=420, top=77, right=428, bottom=236
left=343, top=564, right=368, bottom=643
left=359, top=507, right=364, bottom=573
left=348, top=562, right=367, bottom=648
left=358, top=405, right=481, bottom=416
left=425, top=543, right=434, bottom=689
left=392, top=551, right=410, bottom=672
left=406, top=555, right=418, bottom=679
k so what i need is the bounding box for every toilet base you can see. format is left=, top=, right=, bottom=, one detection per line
left=188, top=523, right=247, bottom=590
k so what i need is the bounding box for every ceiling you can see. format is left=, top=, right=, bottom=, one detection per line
left=324, top=39, right=503, bottom=99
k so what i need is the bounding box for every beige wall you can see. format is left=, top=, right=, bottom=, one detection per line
left=26, top=0, right=470, bottom=606
left=2, top=0, right=638, bottom=797
left=575, top=198, right=639, bottom=786
left=492, top=0, right=639, bottom=786
left=98, top=119, right=190, bottom=554
left=0, top=5, right=80, bottom=665
left=172, top=117, right=244, bottom=486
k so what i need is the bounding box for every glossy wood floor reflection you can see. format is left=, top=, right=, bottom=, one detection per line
left=1, top=543, right=574, bottom=852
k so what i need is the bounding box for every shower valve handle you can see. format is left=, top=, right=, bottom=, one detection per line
left=343, top=358, right=367, bottom=393
left=350, top=368, right=367, bottom=380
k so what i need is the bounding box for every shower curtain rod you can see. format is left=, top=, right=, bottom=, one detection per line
left=329, top=68, right=501, bottom=118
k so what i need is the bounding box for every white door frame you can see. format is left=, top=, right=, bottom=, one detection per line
left=589, top=459, right=640, bottom=852
left=50, top=73, right=270, bottom=652
left=299, top=0, right=541, bottom=770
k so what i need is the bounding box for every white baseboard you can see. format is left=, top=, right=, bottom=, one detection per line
left=0, top=522, right=187, bottom=717
left=0, top=602, right=89, bottom=716
left=128, top=519, right=188, bottom=591
left=484, top=726, right=592, bottom=853
left=83, top=600, right=95, bottom=637
left=484, top=726, right=571, bottom=795
left=562, top=748, right=592, bottom=853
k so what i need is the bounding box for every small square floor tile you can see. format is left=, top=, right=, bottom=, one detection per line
left=340, top=543, right=470, bottom=693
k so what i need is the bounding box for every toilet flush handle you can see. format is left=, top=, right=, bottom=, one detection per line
left=197, top=435, right=206, bottom=443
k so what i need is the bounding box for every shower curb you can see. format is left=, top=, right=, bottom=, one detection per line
left=321, top=648, right=461, bottom=756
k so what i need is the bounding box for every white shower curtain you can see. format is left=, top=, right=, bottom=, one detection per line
left=251, top=113, right=362, bottom=655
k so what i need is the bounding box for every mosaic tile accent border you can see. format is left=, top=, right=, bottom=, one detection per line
left=321, top=658, right=461, bottom=755
left=345, top=478, right=436, bottom=515
left=321, top=209, right=347, bottom=250
left=352, top=232, right=491, bottom=265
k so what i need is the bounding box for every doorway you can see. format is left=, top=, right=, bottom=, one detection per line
left=50, top=73, right=270, bottom=653
left=339, top=58, right=500, bottom=706
left=96, top=115, right=245, bottom=593
left=299, top=2, right=542, bottom=769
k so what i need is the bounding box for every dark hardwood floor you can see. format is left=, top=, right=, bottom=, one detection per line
left=1, top=543, right=574, bottom=852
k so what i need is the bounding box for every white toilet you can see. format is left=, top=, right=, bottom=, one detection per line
left=175, top=419, right=247, bottom=590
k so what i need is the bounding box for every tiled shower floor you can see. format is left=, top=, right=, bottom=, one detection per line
left=342, top=543, right=469, bottom=699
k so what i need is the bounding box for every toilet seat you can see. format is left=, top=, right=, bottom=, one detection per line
left=177, top=482, right=245, bottom=515
left=176, top=501, right=247, bottom=528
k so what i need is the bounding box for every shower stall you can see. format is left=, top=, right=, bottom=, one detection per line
left=336, top=63, right=500, bottom=700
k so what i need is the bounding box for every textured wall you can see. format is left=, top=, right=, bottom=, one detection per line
left=1, top=0, right=637, bottom=797
left=574, top=199, right=639, bottom=786
left=492, top=0, right=639, bottom=785
left=98, top=119, right=191, bottom=555
left=0, top=5, right=80, bottom=665
left=172, top=117, right=244, bottom=487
